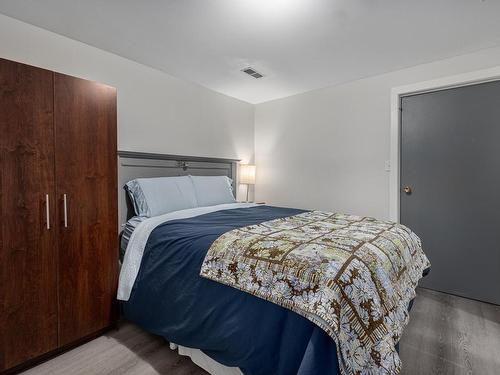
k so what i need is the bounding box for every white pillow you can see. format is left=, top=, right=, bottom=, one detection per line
left=125, top=176, right=198, bottom=217
left=190, top=175, right=236, bottom=207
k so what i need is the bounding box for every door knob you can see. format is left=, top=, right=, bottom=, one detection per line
left=403, top=186, right=412, bottom=194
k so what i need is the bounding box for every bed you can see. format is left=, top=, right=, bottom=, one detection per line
left=117, top=151, right=430, bottom=375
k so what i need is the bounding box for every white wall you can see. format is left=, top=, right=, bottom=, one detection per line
left=5, top=13, right=500, bottom=214
left=255, top=46, right=500, bottom=219
left=0, top=14, right=255, bottom=190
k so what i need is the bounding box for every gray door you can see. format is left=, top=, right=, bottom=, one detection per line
left=400, top=81, right=500, bottom=305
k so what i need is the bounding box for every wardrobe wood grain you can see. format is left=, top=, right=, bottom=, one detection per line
left=54, top=73, right=118, bottom=346
left=0, top=58, right=58, bottom=371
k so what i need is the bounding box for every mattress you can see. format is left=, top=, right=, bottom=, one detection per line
left=118, top=203, right=426, bottom=375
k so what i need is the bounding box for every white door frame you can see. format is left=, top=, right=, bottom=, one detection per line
left=389, top=66, right=500, bottom=222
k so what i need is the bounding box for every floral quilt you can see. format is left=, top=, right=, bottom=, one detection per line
left=200, top=211, right=430, bottom=375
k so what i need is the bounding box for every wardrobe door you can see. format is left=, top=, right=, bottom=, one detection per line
left=54, top=73, right=118, bottom=346
left=0, top=59, right=58, bottom=370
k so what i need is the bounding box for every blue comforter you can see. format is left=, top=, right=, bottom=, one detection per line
left=122, top=206, right=344, bottom=374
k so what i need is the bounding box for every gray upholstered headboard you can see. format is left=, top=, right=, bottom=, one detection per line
left=117, top=150, right=239, bottom=227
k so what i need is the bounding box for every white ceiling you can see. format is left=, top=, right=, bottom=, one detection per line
left=1, top=0, right=500, bottom=104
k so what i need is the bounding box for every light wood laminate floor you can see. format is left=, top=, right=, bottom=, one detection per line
left=21, top=288, right=500, bottom=375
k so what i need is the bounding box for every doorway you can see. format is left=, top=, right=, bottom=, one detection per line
left=400, top=80, right=500, bottom=305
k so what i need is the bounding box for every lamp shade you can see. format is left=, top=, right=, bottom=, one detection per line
left=239, top=164, right=256, bottom=185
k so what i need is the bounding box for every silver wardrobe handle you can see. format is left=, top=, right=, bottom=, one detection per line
left=45, top=194, right=50, bottom=230
left=63, top=194, right=68, bottom=228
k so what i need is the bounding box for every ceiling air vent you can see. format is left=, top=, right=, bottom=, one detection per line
left=241, top=67, right=264, bottom=79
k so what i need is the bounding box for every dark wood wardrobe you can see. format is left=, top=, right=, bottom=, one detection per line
left=0, top=58, right=118, bottom=373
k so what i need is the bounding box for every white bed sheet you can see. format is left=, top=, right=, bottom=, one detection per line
left=117, top=202, right=257, bottom=301
left=171, top=343, right=243, bottom=375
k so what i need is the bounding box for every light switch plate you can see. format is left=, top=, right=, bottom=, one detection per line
left=384, top=160, right=391, bottom=172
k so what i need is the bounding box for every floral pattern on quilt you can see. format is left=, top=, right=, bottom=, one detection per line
left=200, top=211, right=430, bottom=375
